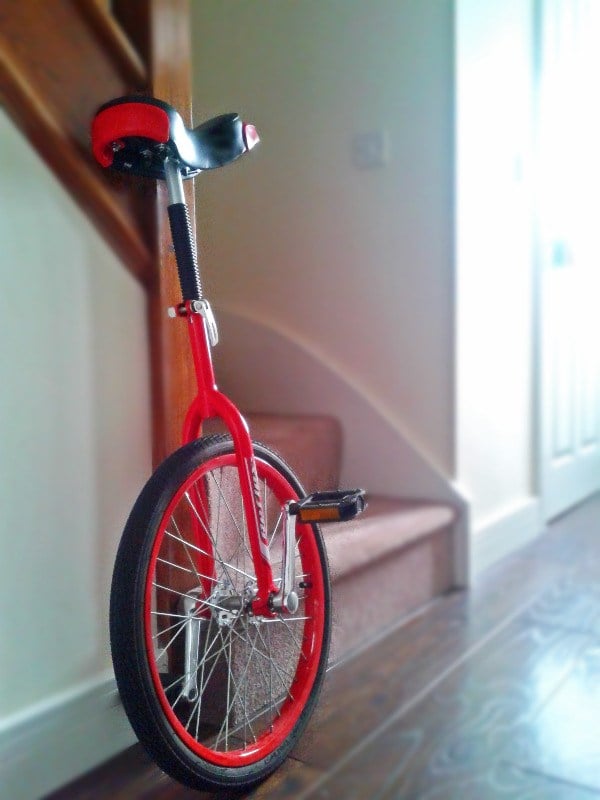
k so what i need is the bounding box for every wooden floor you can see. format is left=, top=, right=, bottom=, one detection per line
left=47, top=494, right=600, bottom=799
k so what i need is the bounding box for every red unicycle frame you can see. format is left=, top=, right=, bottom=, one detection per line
left=178, top=295, right=277, bottom=615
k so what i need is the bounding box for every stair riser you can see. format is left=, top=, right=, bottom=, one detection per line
left=204, top=414, right=343, bottom=493
left=328, top=527, right=454, bottom=664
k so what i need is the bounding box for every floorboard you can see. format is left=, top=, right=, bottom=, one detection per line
left=46, top=494, right=600, bottom=799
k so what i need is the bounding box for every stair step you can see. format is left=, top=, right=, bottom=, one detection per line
left=325, top=497, right=456, bottom=662
left=205, top=413, right=343, bottom=492
left=325, top=497, right=455, bottom=582
left=203, top=414, right=456, bottom=663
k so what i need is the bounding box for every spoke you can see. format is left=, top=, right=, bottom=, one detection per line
left=177, top=613, right=302, bottom=750
left=195, top=623, right=235, bottom=732
left=225, top=629, right=232, bottom=748
left=186, top=487, right=236, bottom=585
left=168, top=517, right=206, bottom=585
left=183, top=623, right=231, bottom=733
left=153, top=582, right=228, bottom=615
left=164, top=531, right=253, bottom=581
left=152, top=617, right=188, bottom=641
left=218, top=621, right=258, bottom=745
left=267, top=622, right=274, bottom=732
left=268, top=510, right=284, bottom=550
left=222, top=688, right=291, bottom=741
left=185, top=489, right=237, bottom=590
left=274, top=611, right=304, bottom=650
left=162, top=672, right=186, bottom=694
left=271, top=570, right=309, bottom=588
left=239, top=621, right=259, bottom=744
left=214, top=468, right=222, bottom=555
left=187, top=479, right=231, bottom=572
left=215, top=624, right=260, bottom=749
left=210, top=470, right=254, bottom=569
left=158, top=623, right=238, bottom=699
left=195, top=622, right=235, bottom=735
left=243, top=617, right=248, bottom=745
left=229, top=625, right=296, bottom=694
left=156, top=556, right=216, bottom=587
left=161, top=621, right=231, bottom=706
left=194, top=622, right=210, bottom=740
left=184, top=491, right=248, bottom=588
left=214, top=621, right=261, bottom=748
left=182, top=623, right=235, bottom=729
left=157, top=557, right=195, bottom=576
left=255, top=624, right=296, bottom=702
left=207, top=470, right=245, bottom=543
left=264, top=477, right=269, bottom=545
left=211, top=624, right=296, bottom=736
left=155, top=617, right=188, bottom=662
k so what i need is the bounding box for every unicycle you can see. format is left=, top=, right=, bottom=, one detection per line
left=91, top=96, right=366, bottom=792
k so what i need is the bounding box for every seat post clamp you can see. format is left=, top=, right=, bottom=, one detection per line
left=167, top=299, right=219, bottom=347
left=190, top=299, right=219, bottom=347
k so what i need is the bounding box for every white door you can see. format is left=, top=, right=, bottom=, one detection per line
left=540, top=248, right=600, bottom=520
left=538, top=0, right=600, bottom=520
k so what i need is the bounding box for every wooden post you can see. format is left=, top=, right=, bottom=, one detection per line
left=149, top=0, right=198, bottom=465
left=115, top=0, right=197, bottom=465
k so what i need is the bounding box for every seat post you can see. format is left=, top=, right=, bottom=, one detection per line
left=164, top=157, right=185, bottom=205
left=164, top=158, right=203, bottom=301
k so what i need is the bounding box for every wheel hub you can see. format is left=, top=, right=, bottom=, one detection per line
left=210, top=582, right=255, bottom=627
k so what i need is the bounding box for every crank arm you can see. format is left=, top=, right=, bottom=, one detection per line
left=180, top=592, right=202, bottom=702
left=270, top=502, right=299, bottom=614
left=270, top=490, right=366, bottom=613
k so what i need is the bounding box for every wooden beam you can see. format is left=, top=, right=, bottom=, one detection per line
left=75, top=0, right=147, bottom=88
left=114, top=0, right=198, bottom=463
left=0, top=0, right=153, bottom=284
left=149, top=0, right=198, bottom=464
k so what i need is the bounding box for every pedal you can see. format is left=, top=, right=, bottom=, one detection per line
left=289, top=489, right=366, bottom=523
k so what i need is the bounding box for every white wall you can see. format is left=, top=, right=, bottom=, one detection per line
left=191, top=0, right=455, bottom=475
left=192, top=0, right=544, bottom=577
left=0, top=110, right=149, bottom=797
left=455, top=0, right=541, bottom=570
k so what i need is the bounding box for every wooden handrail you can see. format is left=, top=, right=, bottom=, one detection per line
left=75, top=0, right=148, bottom=88
left=114, top=0, right=198, bottom=464
left=0, top=45, right=153, bottom=285
left=0, top=0, right=153, bottom=285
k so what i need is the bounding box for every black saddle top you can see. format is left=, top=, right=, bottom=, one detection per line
left=91, top=96, right=258, bottom=180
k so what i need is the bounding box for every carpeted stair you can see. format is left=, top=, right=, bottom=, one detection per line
left=209, top=413, right=456, bottom=663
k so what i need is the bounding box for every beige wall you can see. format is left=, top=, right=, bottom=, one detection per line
left=191, top=0, right=455, bottom=475
left=0, top=110, right=149, bottom=793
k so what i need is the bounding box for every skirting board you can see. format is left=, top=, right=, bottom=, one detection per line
left=471, top=497, right=543, bottom=578
left=0, top=677, right=135, bottom=800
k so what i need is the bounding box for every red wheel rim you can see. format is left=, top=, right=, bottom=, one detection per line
left=143, top=453, right=326, bottom=767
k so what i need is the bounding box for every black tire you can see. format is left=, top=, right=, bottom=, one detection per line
left=110, top=435, right=331, bottom=791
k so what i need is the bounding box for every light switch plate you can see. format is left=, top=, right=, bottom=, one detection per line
left=351, top=129, right=389, bottom=169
